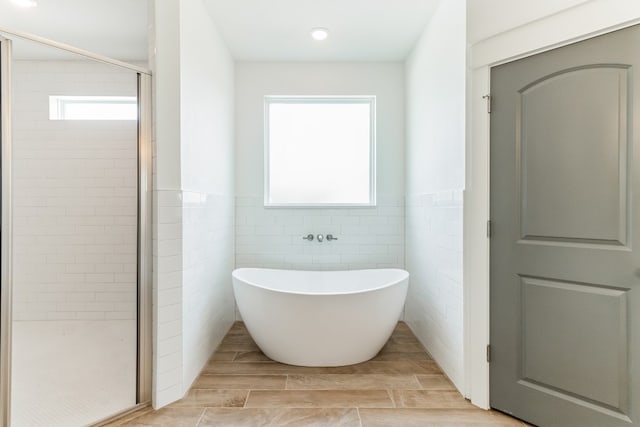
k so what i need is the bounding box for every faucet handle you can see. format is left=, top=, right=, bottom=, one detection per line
left=317, top=234, right=324, bottom=242
left=302, top=234, right=314, bottom=241
left=326, top=234, right=338, bottom=241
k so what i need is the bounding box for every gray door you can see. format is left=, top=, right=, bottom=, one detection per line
left=490, top=25, right=640, bottom=426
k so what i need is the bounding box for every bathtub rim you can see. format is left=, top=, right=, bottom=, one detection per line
left=232, top=267, right=409, bottom=297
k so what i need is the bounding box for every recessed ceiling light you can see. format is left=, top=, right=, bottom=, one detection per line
left=12, top=0, right=38, bottom=7
left=310, top=27, right=329, bottom=41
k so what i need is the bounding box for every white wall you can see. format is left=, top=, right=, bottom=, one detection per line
left=465, top=0, right=640, bottom=409
left=404, top=0, right=466, bottom=392
left=179, top=0, right=236, bottom=395
left=153, top=0, right=183, bottom=407
left=235, top=62, right=405, bottom=271
left=153, top=0, right=235, bottom=408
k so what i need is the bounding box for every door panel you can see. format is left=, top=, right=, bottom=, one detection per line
left=519, top=66, right=629, bottom=244
left=490, top=25, right=640, bottom=426
left=521, top=277, right=627, bottom=410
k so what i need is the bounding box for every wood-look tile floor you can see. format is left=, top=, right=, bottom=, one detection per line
left=109, top=322, right=528, bottom=427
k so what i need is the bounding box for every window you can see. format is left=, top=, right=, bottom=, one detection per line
left=49, top=96, right=137, bottom=120
left=265, top=96, right=376, bottom=207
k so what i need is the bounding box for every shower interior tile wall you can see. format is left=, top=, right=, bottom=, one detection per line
left=235, top=196, right=404, bottom=270
left=12, top=61, right=138, bottom=321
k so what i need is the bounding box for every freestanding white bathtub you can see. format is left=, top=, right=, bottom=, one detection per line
left=232, top=268, right=409, bottom=367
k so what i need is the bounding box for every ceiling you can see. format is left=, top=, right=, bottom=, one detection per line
left=0, top=0, right=597, bottom=63
left=203, top=0, right=441, bottom=61
left=0, top=0, right=148, bottom=61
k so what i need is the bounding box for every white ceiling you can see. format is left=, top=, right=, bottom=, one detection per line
left=0, top=0, right=598, bottom=63
left=0, top=0, right=148, bottom=61
left=468, top=0, right=592, bottom=44
left=203, top=0, right=441, bottom=61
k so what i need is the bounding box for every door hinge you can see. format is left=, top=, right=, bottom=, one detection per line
left=486, top=344, right=491, bottom=363
left=486, top=220, right=492, bottom=238
left=482, top=94, right=492, bottom=113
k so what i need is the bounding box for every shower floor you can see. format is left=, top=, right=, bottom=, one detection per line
left=108, top=322, right=527, bottom=426
left=11, top=320, right=137, bottom=427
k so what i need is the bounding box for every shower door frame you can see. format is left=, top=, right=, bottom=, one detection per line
left=0, top=30, right=153, bottom=426
left=0, top=33, right=13, bottom=427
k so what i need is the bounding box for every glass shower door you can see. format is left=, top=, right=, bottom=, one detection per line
left=9, top=38, right=139, bottom=427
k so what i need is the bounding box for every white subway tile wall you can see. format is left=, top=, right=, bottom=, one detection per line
left=154, top=189, right=184, bottom=405
left=404, top=190, right=464, bottom=387
left=235, top=195, right=405, bottom=271
left=12, top=61, right=138, bottom=322
left=153, top=189, right=235, bottom=405
left=182, top=191, right=235, bottom=385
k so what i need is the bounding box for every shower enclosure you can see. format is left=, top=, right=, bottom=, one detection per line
left=0, top=30, right=151, bottom=427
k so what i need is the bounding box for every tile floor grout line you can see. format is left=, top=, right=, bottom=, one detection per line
left=244, top=390, right=251, bottom=408
left=356, top=407, right=363, bottom=427
left=194, top=407, right=207, bottom=427
left=386, top=388, right=396, bottom=408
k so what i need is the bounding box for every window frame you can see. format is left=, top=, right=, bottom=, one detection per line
left=49, top=95, right=137, bottom=121
left=264, top=95, right=377, bottom=208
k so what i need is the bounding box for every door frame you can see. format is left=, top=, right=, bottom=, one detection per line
left=464, top=1, right=640, bottom=409
left=0, top=29, right=153, bottom=425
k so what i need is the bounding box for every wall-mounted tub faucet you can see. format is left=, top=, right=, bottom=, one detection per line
left=302, top=234, right=338, bottom=242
